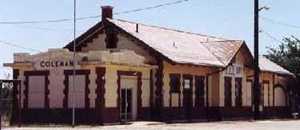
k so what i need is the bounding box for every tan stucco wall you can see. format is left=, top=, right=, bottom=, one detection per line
left=245, top=70, right=289, bottom=107
left=162, top=61, right=216, bottom=107
left=80, top=33, right=156, bottom=64
left=218, top=47, right=250, bottom=107
left=12, top=62, right=153, bottom=109
left=98, top=64, right=151, bottom=108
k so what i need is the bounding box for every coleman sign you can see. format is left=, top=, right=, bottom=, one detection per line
left=39, top=60, right=75, bottom=68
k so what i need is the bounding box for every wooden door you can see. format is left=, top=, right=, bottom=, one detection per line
left=183, top=78, right=193, bottom=120
left=224, top=77, right=232, bottom=107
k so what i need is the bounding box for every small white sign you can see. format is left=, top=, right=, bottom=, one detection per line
left=184, top=80, right=190, bottom=89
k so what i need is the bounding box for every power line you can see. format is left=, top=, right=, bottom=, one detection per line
left=261, top=16, right=300, bottom=29
left=114, top=0, right=189, bottom=15
left=0, top=40, right=41, bottom=52
left=0, top=0, right=190, bottom=25
left=261, top=30, right=285, bottom=44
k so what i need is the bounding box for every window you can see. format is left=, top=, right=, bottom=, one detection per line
left=195, top=76, right=205, bottom=107
left=105, top=27, right=118, bottom=49
left=170, top=74, right=180, bottom=93
left=262, top=81, right=270, bottom=106
left=28, top=76, right=45, bottom=108
left=224, top=77, right=232, bottom=107
left=235, top=78, right=242, bottom=107
left=183, top=79, right=190, bottom=89
left=68, top=75, right=86, bottom=108
left=260, top=83, right=264, bottom=107
left=225, top=64, right=243, bottom=76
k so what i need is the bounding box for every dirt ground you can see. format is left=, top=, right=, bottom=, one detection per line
left=2, top=120, right=300, bottom=130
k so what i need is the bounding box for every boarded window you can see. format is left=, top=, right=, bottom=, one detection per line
left=274, top=86, right=286, bottom=106
left=224, top=77, right=232, bottom=107
left=195, top=76, right=205, bottom=107
left=28, top=76, right=45, bottom=108
left=263, top=81, right=270, bottom=106
left=170, top=74, right=180, bottom=93
left=235, top=78, right=242, bottom=107
left=260, top=83, right=264, bottom=106
left=68, top=75, right=86, bottom=108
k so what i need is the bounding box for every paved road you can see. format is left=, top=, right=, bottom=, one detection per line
left=3, top=120, right=300, bottom=130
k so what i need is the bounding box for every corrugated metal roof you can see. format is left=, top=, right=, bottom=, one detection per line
left=108, top=18, right=244, bottom=67
left=259, top=56, right=293, bottom=76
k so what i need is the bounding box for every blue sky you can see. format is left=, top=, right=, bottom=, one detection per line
left=0, top=0, right=299, bottom=79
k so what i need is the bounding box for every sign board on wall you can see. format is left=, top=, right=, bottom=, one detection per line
left=39, top=60, right=75, bottom=68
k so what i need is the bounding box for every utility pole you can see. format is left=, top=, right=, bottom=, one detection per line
left=253, top=0, right=260, bottom=120
left=72, top=0, right=77, bottom=127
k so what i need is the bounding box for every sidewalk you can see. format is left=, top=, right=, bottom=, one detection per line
left=3, top=120, right=300, bottom=130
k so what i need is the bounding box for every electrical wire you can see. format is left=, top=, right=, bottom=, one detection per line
left=114, top=0, right=189, bottom=15
left=260, top=30, right=285, bottom=44
left=0, top=0, right=191, bottom=53
left=0, top=0, right=190, bottom=25
left=261, top=16, right=300, bottom=29
left=0, top=40, right=42, bottom=52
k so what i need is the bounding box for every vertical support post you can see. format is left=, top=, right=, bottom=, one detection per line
left=18, top=81, right=21, bottom=127
left=72, top=0, right=77, bottom=127
left=0, top=81, right=2, bottom=130
left=154, top=59, right=164, bottom=120
left=253, top=0, right=261, bottom=120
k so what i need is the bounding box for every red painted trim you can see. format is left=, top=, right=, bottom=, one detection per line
left=149, top=70, right=154, bottom=112
left=155, top=60, right=164, bottom=120
left=95, top=67, right=106, bottom=124
left=23, top=71, right=50, bottom=109
left=272, top=74, right=275, bottom=106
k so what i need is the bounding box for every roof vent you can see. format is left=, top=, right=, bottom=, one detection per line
left=136, top=24, right=139, bottom=33
left=173, top=42, right=177, bottom=48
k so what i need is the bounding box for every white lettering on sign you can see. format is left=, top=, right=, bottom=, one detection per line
left=0, top=81, right=14, bottom=89
left=225, top=64, right=243, bottom=77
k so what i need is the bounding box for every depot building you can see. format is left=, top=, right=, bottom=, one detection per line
left=4, top=6, right=295, bottom=124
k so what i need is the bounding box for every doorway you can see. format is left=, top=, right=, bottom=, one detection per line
left=183, top=77, right=193, bottom=120
left=120, top=88, right=133, bottom=121
left=120, top=75, right=138, bottom=122
left=224, top=77, right=232, bottom=107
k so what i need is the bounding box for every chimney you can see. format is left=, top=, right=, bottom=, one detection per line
left=101, top=6, right=113, bottom=21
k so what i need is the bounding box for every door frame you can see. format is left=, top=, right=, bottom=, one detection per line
left=117, top=71, right=142, bottom=121
left=224, top=76, right=232, bottom=107
left=182, top=74, right=193, bottom=120
left=120, top=88, right=133, bottom=121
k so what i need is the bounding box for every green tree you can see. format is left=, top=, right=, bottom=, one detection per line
left=265, top=36, right=300, bottom=78
left=265, top=35, right=300, bottom=112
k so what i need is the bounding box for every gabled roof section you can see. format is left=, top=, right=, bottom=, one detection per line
left=107, top=18, right=244, bottom=67
left=202, top=40, right=244, bottom=66
left=259, top=56, right=294, bottom=76
left=64, top=21, right=104, bottom=50
left=64, top=18, right=248, bottom=67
